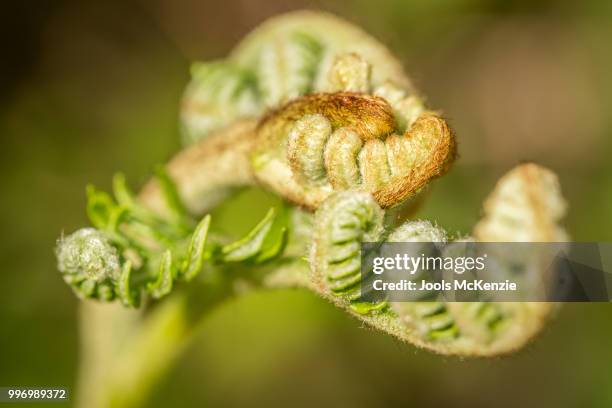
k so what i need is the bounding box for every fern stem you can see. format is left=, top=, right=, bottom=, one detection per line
left=76, top=258, right=310, bottom=408
left=139, top=119, right=258, bottom=217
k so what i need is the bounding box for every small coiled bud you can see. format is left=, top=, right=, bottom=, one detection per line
left=474, top=163, right=567, bottom=242
left=178, top=11, right=453, bottom=212
left=56, top=228, right=121, bottom=300
left=391, top=164, right=568, bottom=355
left=446, top=163, right=568, bottom=354
left=387, top=220, right=447, bottom=243
left=311, top=191, right=384, bottom=299
left=308, top=164, right=568, bottom=356
left=324, top=52, right=371, bottom=93
left=253, top=92, right=455, bottom=210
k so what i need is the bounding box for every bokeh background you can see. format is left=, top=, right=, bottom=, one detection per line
left=2, top=0, right=612, bottom=407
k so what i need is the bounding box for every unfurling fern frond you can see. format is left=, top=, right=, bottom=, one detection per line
left=252, top=92, right=455, bottom=210
left=57, top=11, right=571, bottom=370
left=56, top=170, right=287, bottom=307
left=309, top=163, right=568, bottom=356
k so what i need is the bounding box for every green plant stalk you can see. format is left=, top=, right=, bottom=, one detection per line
left=139, top=119, right=258, bottom=217
left=76, top=256, right=311, bottom=408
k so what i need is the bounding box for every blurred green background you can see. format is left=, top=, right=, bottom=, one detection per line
left=2, top=0, right=612, bottom=407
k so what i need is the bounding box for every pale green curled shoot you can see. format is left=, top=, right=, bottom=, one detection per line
left=252, top=75, right=455, bottom=211
left=308, top=163, right=568, bottom=356
left=56, top=170, right=288, bottom=308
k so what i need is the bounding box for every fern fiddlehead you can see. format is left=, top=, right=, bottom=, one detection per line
left=167, top=11, right=455, bottom=216
left=56, top=228, right=126, bottom=302
left=57, top=170, right=287, bottom=307
left=309, top=163, right=568, bottom=356
left=58, top=10, right=568, bottom=354
left=50, top=11, right=576, bottom=408
left=54, top=16, right=576, bottom=408
left=310, top=191, right=385, bottom=301
left=254, top=91, right=454, bottom=209
left=63, top=10, right=451, bottom=309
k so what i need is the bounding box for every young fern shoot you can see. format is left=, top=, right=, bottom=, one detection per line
left=55, top=17, right=570, bottom=404
left=57, top=170, right=287, bottom=308
left=147, top=11, right=455, bottom=217
left=308, top=163, right=567, bottom=356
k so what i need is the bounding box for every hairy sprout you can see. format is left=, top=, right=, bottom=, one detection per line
left=57, top=10, right=569, bottom=374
